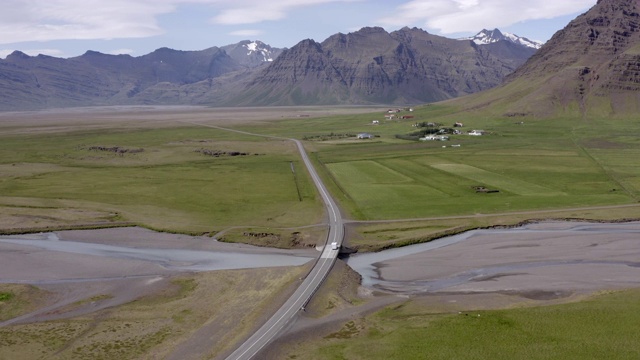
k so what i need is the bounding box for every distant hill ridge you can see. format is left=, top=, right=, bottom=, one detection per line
left=0, top=27, right=537, bottom=111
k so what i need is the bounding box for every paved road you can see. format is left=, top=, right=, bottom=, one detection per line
left=181, top=122, right=344, bottom=360
left=225, top=139, right=344, bottom=360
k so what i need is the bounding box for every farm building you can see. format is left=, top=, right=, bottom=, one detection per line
left=419, top=134, right=449, bottom=141
left=357, top=133, right=375, bottom=139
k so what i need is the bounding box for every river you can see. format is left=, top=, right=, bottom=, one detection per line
left=0, top=230, right=315, bottom=284
left=345, top=221, right=640, bottom=294
left=3, top=222, right=640, bottom=293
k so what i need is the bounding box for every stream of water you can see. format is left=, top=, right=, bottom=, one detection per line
left=0, top=232, right=314, bottom=274
left=345, top=221, right=640, bottom=293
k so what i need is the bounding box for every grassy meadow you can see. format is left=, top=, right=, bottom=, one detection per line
left=0, top=284, right=49, bottom=322
left=282, top=289, right=640, bottom=360
left=219, top=104, right=640, bottom=251
left=1, top=104, right=640, bottom=236
left=231, top=104, right=640, bottom=222
left=0, top=123, right=322, bottom=233
left=0, top=266, right=307, bottom=359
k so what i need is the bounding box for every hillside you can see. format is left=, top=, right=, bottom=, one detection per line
left=456, top=0, right=640, bottom=117
left=230, top=27, right=535, bottom=106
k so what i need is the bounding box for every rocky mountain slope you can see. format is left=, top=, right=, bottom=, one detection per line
left=220, top=40, right=284, bottom=68
left=0, top=28, right=536, bottom=111
left=228, top=27, right=536, bottom=106
left=460, top=0, right=640, bottom=117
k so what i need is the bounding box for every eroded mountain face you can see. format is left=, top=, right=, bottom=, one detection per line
left=500, top=0, right=640, bottom=115
left=236, top=27, right=535, bottom=106
left=0, top=27, right=537, bottom=111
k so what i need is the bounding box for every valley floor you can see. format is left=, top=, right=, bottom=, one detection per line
left=3, top=221, right=639, bottom=359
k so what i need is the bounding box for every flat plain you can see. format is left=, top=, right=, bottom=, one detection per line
left=3, top=104, right=639, bottom=236
left=0, top=105, right=380, bottom=234
left=2, top=104, right=640, bottom=359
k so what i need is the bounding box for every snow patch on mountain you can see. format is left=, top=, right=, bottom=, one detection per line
left=461, top=29, right=543, bottom=50
left=243, top=41, right=274, bottom=62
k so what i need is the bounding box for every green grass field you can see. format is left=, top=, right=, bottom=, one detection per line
left=0, top=124, right=322, bottom=233
left=1, top=105, right=640, bottom=233
left=283, top=106, right=640, bottom=220
left=325, top=152, right=630, bottom=219
left=284, top=289, right=640, bottom=360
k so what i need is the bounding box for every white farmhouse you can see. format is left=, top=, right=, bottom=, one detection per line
left=419, top=134, right=449, bottom=141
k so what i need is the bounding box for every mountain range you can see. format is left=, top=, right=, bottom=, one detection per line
left=229, top=27, right=537, bottom=106
left=4, top=0, right=637, bottom=118
left=0, top=28, right=537, bottom=111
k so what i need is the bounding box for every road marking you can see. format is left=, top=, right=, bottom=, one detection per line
left=232, top=257, right=333, bottom=359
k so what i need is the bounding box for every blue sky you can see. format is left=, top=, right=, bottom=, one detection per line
left=0, top=0, right=597, bottom=59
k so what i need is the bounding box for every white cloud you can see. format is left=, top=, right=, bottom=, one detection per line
left=0, top=0, right=595, bottom=47
left=210, top=0, right=360, bottom=25
left=229, top=29, right=264, bottom=37
left=0, top=0, right=360, bottom=45
left=379, top=0, right=597, bottom=34
left=0, top=0, right=179, bottom=45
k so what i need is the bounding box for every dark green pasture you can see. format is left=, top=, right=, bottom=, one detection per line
left=241, top=105, right=640, bottom=220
